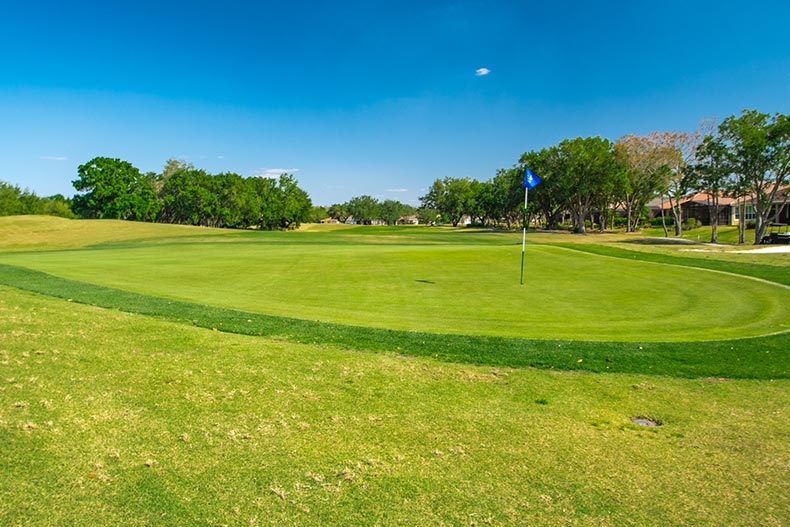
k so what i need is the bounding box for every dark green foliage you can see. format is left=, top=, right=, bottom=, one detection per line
left=309, top=205, right=328, bottom=223
left=420, top=177, right=476, bottom=227
left=1, top=262, right=786, bottom=379
left=713, top=110, right=790, bottom=244
left=72, top=157, right=160, bottom=221
left=346, top=195, right=380, bottom=224
left=0, top=182, right=74, bottom=217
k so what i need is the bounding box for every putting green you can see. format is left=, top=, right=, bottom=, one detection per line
left=1, top=239, right=787, bottom=341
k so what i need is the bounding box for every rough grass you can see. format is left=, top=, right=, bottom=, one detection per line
left=1, top=286, right=788, bottom=526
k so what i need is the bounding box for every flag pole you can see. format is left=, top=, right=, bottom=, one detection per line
left=520, top=167, right=540, bottom=285
left=520, top=186, right=528, bottom=285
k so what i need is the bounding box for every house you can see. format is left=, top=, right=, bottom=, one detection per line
left=397, top=215, right=419, bottom=225
left=646, top=187, right=789, bottom=227
left=680, top=192, right=738, bottom=226
left=647, top=193, right=736, bottom=226
left=741, top=185, right=790, bottom=224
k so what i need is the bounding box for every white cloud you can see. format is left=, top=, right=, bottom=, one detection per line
left=475, top=67, right=491, bottom=76
left=387, top=188, right=409, bottom=193
left=40, top=155, right=68, bottom=161
left=252, top=167, right=299, bottom=178
left=217, top=155, right=225, bottom=160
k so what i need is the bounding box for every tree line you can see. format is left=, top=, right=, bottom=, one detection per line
left=0, top=181, right=73, bottom=218
left=71, top=157, right=313, bottom=230
left=418, top=109, right=789, bottom=244
left=322, top=195, right=417, bottom=225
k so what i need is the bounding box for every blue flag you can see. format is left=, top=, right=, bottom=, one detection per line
left=523, top=168, right=541, bottom=189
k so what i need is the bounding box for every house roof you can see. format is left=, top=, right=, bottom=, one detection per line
left=743, top=185, right=789, bottom=204
left=647, top=192, right=739, bottom=210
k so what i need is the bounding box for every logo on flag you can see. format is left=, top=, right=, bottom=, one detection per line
left=523, top=168, right=541, bottom=189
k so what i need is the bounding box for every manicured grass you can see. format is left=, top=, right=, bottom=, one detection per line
left=1, top=236, right=787, bottom=342
left=554, top=243, right=790, bottom=286
left=2, top=286, right=788, bottom=526
left=1, top=263, right=788, bottom=379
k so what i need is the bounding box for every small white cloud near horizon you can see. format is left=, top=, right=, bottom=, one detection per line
left=40, top=155, right=68, bottom=161
left=475, top=67, right=491, bottom=76
left=386, top=188, right=409, bottom=193
left=252, top=167, right=300, bottom=178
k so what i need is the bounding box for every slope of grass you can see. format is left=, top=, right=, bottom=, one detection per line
left=1, top=286, right=788, bottom=526
left=1, top=263, right=787, bottom=379
left=0, top=215, right=233, bottom=251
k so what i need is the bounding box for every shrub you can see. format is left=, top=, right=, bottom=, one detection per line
left=682, top=217, right=700, bottom=230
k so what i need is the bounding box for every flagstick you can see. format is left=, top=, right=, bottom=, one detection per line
left=520, top=186, right=528, bottom=285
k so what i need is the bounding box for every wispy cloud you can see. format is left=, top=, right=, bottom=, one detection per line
left=40, top=155, right=68, bottom=161
left=252, top=167, right=299, bottom=178
left=475, top=67, right=491, bottom=76
left=217, top=155, right=225, bottom=160
left=387, top=188, right=408, bottom=193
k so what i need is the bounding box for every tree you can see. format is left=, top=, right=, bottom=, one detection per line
left=693, top=134, right=732, bottom=243
left=346, top=195, right=380, bottom=224
left=274, top=173, right=312, bottom=229
left=420, top=177, right=475, bottom=227
left=654, top=129, right=707, bottom=236
left=716, top=110, right=790, bottom=244
left=614, top=135, right=668, bottom=232
left=309, top=205, right=328, bottom=223
left=159, top=168, right=218, bottom=226
left=554, top=137, right=619, bottom=234
left=379, top=199, right=405, bottom=225
left=519, top=148, right=567, bottom=230
left=327, top=203, right=350, bottom=223
left=72, top=157, right=160, bottom=221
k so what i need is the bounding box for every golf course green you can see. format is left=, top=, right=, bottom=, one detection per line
left=0, top=218, right=787, bottom=342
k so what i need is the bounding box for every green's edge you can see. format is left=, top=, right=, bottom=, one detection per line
left=550, top=242, right=790, bottom=286
left=2, top=261, right=787, bottom=380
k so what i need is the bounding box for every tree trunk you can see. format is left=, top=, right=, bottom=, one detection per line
left=660, top=197, right=668, bottom=237
left=709, top=200, right=719, bottom=244
left=576, top=210, right=586, bottom=234
left=626, top=203, right=634, bottom=232
left=668, top=195, right=682, bottom=236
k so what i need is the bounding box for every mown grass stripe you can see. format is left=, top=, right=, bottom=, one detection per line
left=1, top=263, right=787, bottom=379
left=551, top=243, right=790, bottom=286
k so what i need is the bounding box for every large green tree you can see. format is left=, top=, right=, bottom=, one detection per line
left=346, top=195, right=380, bottom=224
left=72, top=157, right=160, bottom=221
left=716, top=110, right=790, bottom=244
left=692, top=134, right=732, bottom=243
left=554, top=137, right=619, bottom=234
left=420, top=177, right=475, bottom=227
left=158, top=168, right=218, bottom=226
left=274, top=173, right=312, bottom=229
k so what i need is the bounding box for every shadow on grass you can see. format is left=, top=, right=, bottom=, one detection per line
left=0, top=263, right=787, bottom=380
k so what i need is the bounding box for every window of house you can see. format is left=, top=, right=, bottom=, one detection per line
left=734, top=205, right=756, bottom=220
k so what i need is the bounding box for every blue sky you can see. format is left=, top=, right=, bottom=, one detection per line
left=1, top=1, right=788, bottom=206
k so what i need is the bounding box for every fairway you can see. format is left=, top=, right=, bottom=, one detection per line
left=1, top=229, right=787, bottom=341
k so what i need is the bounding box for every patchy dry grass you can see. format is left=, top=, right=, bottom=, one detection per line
left=1, top=286, right=788, bottom=526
